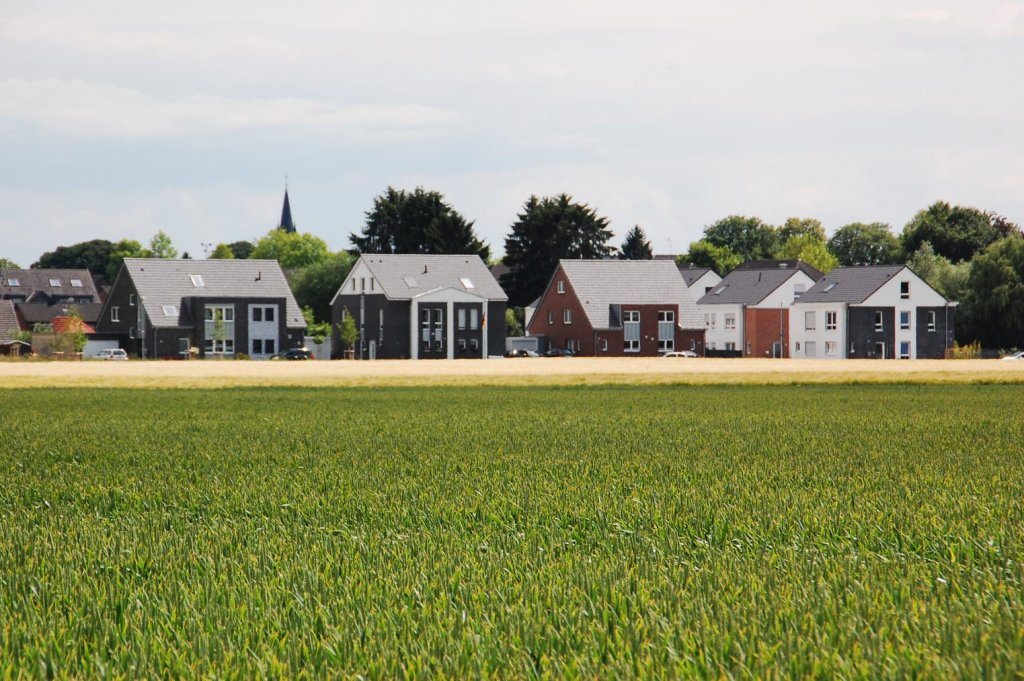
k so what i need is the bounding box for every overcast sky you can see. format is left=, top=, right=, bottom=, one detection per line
left=2, top=1, right=1022, bottom=266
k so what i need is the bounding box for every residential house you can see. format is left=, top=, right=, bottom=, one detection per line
left=697, top=260, right=823, bottom=357
left=677, top=264, right=722, bottom=298
left=526, top=259, right=705, bottom=356
left=0, top=300, right=29, bottom=355
left=95, top=258, right=306, bottom=358
left=790, top=265, right=955, bottom=359
left=0, top=268, right=103, bottom=329
left=331, top=254, right=507, bottom=359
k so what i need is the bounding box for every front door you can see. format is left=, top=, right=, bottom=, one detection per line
left=249, top=304, right=279, bottom=358
left=874, top=341, right=886, bottom=359
left=420, top=307, right=446, bottom=358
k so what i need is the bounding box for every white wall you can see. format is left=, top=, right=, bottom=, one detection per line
left=699, top=303, right=743, bottom=350
left=790, top=303, right=847, bottom=359
left=751, top=271, right=819, bottom=309
left=860, top=268, right=946, bottom=360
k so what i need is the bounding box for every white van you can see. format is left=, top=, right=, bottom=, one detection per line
left=94, top=348, right=129, bottom=361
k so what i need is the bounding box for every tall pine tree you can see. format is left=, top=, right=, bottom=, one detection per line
left=618, top=225, right=653, bottom=260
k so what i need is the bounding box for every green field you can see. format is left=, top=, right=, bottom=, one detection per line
left=2, top=385, right=1023, bottom=677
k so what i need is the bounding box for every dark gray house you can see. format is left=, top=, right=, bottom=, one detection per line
left=0, top=268, right=103, bottom=328
left=790, top=265, right=955, bottom=359
left=331, top=254, right=507, bottom=359
left=95, top=258, right=306, bottom=359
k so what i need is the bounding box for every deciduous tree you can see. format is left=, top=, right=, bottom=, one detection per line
left=677, top=240, right=742, bottom=275
left=703, top=215, right=778, bottom=262
left=959, top=235, right=1024, bottom=348
left=901, top=201, right=1000, bottom=263
left=828, top=223, right=901, bottom=266
left=250, top=229, right=329, bottom=269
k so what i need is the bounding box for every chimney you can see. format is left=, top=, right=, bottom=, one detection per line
left=423, top=264, right=428, bottom=274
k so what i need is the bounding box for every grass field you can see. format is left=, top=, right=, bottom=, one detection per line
left=2, top=384, right=1023, bottom=677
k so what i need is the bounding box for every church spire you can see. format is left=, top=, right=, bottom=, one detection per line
left=278, top=183, right=296, bottom=233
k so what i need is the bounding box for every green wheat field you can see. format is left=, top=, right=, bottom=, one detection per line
left=2, top=384, right=1022, bottom=678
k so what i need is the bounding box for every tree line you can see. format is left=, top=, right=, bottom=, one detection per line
left=11, top=189, right=1023, bottom=349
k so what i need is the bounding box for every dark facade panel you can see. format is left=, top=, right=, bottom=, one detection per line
left=333, top=294, right=412, bottom=359
left=848, top=307, right=895, bottom=359
left=487, top=301, right=507, bottom=357
left=916, top=306, right=954, bottom=359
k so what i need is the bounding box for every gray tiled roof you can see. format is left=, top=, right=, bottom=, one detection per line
left=676, top=265, right=712, bottom=287
left=559, top=259, right=703, bottom=329
left=0, top=268, right=99, bottom=303
left=0, top=300, right=20, bottom=337
left=357, top=254, right=508, bottom=301
left=17, top=302, right=103, bottom=325
left=795, top=265, right=908, bottom=304
left=121, top=258, right=304, bottom=329
left=697, top=261, right=822, bottom=305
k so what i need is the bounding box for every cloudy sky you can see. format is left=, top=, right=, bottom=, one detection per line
left=2, top=1, right=1022, bottom=266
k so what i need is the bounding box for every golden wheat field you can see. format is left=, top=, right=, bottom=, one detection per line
left=2, top=357, right=1022, bottom=388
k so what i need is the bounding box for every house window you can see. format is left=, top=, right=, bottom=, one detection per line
left=557, top=280, right=565, bottom=294
left=458, top=338, right=467, bottom=352
left=563, top=309, right=572, bottom=324
left=724, top=313, right=736, bottom=330
left=805, top=311, right=816, bottom=331
left=794, top=283, right=805, bottom=299
left=725, top=342, right=736, bottom=351
left=252, top=339, right=263, bottom=355
left=900, top=281, right=910, bottom=299
left=900, top=311, right=910, bottom=330
left=129, top=327, right=135, bottom=339
left=826, top=311, right=837, bottom=331
left=624, top=310, right=640, bottom=352
left=162, top=305, right=177, bottom=317
left=379, top=310, right=384, bottom=346
left=900, top=341, right=911, bottom=359
left=658, top=310, right=675, bottom=352
left=602, top=338, right=608, bottom=352
left=795, top=341, right=801, bottom=352
left=433, top=308, right=444, bottom=349
left=253, top=307, right=263, bottom=322
left=111, top=306, right=120, bottom=322
left=547, top=310, right=554, bottom=325
left=875, top=311, right=884, bottom=331
left=370, top=278, right=375, bottom=291
left=189, top=274, right=204, bottom=287
left=129, top=294, right=136, bottom=306
left=204, top=305, right=235, bottom=355
left=460, top=277, right=474, bottom=289
left=421, top=308, right=431, bottom=344
left=928, top=311, right=936, bottom=332
left=825, top=341, right=837, bottom=356
left=470, top=308, right=479, bottom=330
left=805, top=341, right=817, bottom=357
left=265, top=339, right=275, bottom=355
left=352, top=279, right=357, bottom=291
left=705, top=313, right=717, bottom=330
left=6, top=278, right=18, bottom=286
left=470, top=338, right=479, bottom=351
left=70, top=279, right=83, bottom=287
left=49, top=278, right=61, bottom=287
left=458, top=309, right=466, bottom=330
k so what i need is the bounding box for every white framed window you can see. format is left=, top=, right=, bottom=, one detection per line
left=825, top=341, right=837, bottom=356
left=795, top=341, right=800, bottom=352
left=602, top=338, right=608, bottom=352
left=826, top=311, right=837, bottom=331
left=900, top=311, right=910, bottom=330
left=421, top=308, right=431, bottom=343
left=805, top=341, right=817, bottom=357
left=547, top=310, right=554, bottom=325
left=470, top=308, right=479, bottom=330
left=658, top=310, right=675, bottom=351
left=129, top=294, right=136, bottom=306
left=70, top=279, right=83, bottom=287
left=557, top=280, right=565, bottom=294
left=352, top=279, right=357, bottom=291
left=805, top=311, right=816, bottom=331
left=563, top=308, right=572, bottom=324
left=458, top=338, right=467, bottom=352
left=793, top=283, right=805, bottom=299
left=457, top=309, right=466, bottom=330
left=162, top=305, right=177, bottom=317
left=624, top=310, right=640, bottom=351
left=724, top=313, right=736, bottom=330
left=900, top=341, right=911, bottom=359
left=433, top=308, right=444, bottom=349
left=204, top=305, right=236, bottom=355
left=111, top=306, right=120, bottom=322
left=6, top=278, right=19, bottom=286
left=49, top=278, right=61, bottom=287
left=470, top=338, right=479, bottom=351
left=129, top=327, right=135, bottom=339
left=704, top=313, right=717, bottom=330
left=189, top=274, right=204, bottom=287
left=459, top=277, right=474, bottom=289
left=900, top=281, right=910, bottom=299
left=928, top=311, right=936, bottom=332
left=874, top=311, right=884, bottom=331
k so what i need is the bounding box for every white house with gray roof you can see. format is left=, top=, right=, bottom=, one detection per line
left=95, top=258, right=306, bottom=359
left=331, top=254, right=507, bottom=359
left=697, top=260, right=822, bottom=356
left=527, top=259, right=705, bottom=356
left=790, top=265, right=954, bottom=359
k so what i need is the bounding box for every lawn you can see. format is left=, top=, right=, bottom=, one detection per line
left=1, top=384, right=1022, bottom=677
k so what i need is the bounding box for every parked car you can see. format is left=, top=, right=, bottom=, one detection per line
left=1001, top=350, right=1024, bottom=361
left=545, top=348, right=575, bottom=357
left=94, top=348, right=128, bottom=361
left=271, top=347, right=315, bottom=360
left=662, top=350, right=698, bottom=358
left=504, top=349, right=540, bottom=357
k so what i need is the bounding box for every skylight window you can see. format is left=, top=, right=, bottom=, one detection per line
left=49, top=279, right=62, bottom=287
left=70, top=279, right=83, bottom=287
left=824, top=283, right=838, bottom=292
left=459, top=277, right=475, bottom=289
left=403, top=276, right=419, bottom=288
left=162, top=305, right=177, bottom=317
left=189, top=274, right=205, bottom=287
left=7, top=278, right=19, bottom=286
left=713, top=285, right=728, bottom=295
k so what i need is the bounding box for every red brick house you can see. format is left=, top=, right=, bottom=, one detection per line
left=527, top=260, right=705, bottom=356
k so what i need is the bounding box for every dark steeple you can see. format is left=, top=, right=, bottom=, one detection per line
left=279, top=187, right=296, bottom=234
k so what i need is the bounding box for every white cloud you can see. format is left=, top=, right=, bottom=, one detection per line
left=0, top=79, right=465, bottom=139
